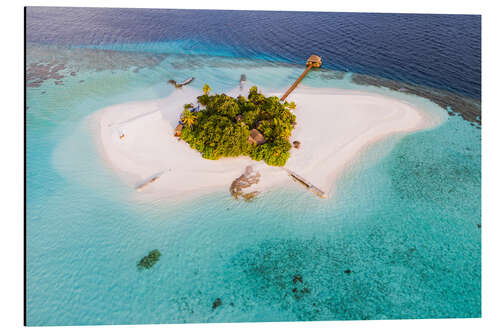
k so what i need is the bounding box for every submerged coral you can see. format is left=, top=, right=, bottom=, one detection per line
left=137, top=249, right=162, bottom=270
left=352, top=73, right=481, bottom=126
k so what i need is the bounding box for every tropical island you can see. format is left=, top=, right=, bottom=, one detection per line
left=93, top=56, right=444, bottom=201
left=176, top=84, right=297, bottom=166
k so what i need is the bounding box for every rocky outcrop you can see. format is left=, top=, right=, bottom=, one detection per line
left=212, top=298, right=222, bottom=310
left=229, top=166, right=261, bottom=201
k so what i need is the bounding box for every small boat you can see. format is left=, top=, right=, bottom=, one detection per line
left=136, top=175, right=160, bottom=192
left=168, top=77, right=194, bottom=88
left=179, top=77, right=194, bottom=86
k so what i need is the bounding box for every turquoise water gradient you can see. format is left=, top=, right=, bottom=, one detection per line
left=26, top=50, right=481, bottom=325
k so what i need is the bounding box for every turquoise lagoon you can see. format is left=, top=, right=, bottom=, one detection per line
left=26, top=47, right=481, bottom=325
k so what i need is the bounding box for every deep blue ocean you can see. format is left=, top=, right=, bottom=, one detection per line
left=27, top=7, right=481, bottom=98
left=26, top=7, right=481, bottom=325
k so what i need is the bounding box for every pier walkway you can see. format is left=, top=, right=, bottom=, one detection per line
left=280, top=54, right=322, bottom=101
left=283, top=168, right=327, bottom=199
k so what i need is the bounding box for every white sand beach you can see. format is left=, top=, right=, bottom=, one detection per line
left=92, top=85, right=443, bottom=200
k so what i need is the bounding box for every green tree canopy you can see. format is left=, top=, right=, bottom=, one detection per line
left=179, top=85, right=296, bottom=166
left=203, top=83, right=211, bottom=95
left=181, top=110, right=197, bottom=127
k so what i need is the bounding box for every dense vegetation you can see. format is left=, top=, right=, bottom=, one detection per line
left=137, top=249, right=162, bottom=270
left=180, top=85, right=296, bottom=166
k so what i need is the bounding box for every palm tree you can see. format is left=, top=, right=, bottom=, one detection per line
left=203, top=83, right=211, bottom=96
left=182, top=110, right=197, bottom=127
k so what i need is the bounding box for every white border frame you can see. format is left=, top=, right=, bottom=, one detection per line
left=4, top=1, right=498, bottom=332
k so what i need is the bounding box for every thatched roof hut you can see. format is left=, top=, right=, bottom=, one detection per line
left=306, top=54, right=322, bottom=68
left=248, top=129, right=266, bottom=145
left=174, top=123, right=183, bottom=137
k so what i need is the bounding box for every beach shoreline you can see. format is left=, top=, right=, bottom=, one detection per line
left=91, top=85, right=445, bottom=201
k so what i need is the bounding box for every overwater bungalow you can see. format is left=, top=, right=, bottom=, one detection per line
left=306, top=54, right=322, bottom=68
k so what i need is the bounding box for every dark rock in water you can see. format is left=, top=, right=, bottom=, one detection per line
left=477, top=224, right=481, bottom=229
left=344, top=269, right=351, bottom=274
left=409, top=247, right=416, bottom=252
left=212, top=298, right=222, bottom=310
left=293, top=274, right=303, bottom=284
left=292, top=288, right=298, bottom=293
left=137, top=249, right=162, bottom=270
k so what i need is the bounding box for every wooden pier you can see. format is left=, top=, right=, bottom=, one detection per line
left=136, top=174, right=162, bottom=192
left=285, top=169, right=327, bottom=199
left=280, top=55, right=322, bottom=102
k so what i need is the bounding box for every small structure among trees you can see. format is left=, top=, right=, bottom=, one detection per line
left=174, top=123, right=183, bottom=137
left=248, top=129, right=266, bottom=145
